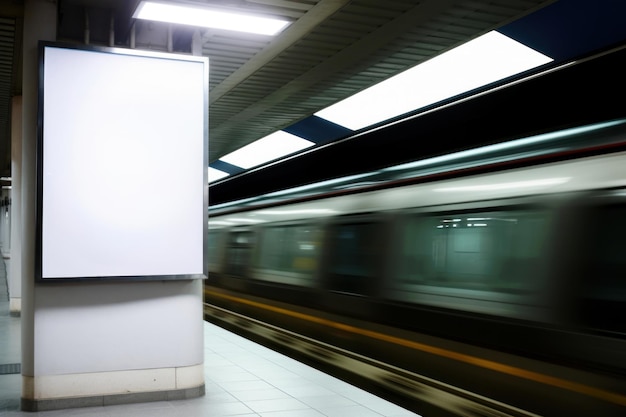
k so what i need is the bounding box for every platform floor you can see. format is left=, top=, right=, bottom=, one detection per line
left=0, top=300, right=418, bottom=417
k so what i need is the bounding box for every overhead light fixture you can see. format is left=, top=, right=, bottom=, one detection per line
left=208, top=167, right=229, bottom=183
left=133, top=1, right=290, bottom=36
left=315, top=31, right=552, bottom=130
left=220, top=131, right=314, bottom=170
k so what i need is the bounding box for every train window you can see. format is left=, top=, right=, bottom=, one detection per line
left=225, top=230, right=255, bottom=276
left=580, top=204, right=626, bottom=334
left=328, top=222, right=378, bottom=295
left=399, top=209, right=547, bottom=293
left=207, top=229, right=223, bottom=270
left=255, top=224, right=321, bottom=281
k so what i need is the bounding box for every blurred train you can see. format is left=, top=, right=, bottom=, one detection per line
left=205, top=47, right=626, bottom=417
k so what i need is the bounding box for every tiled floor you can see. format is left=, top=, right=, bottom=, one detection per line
left=0, top=301, right=418, bottom=416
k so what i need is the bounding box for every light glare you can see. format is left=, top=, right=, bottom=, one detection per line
left=134, top=1, right=290, bottom=36
left=434, top=177, right=570, bottom=193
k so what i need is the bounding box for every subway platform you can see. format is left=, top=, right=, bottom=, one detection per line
left=0, top=298, right=418, bottom=417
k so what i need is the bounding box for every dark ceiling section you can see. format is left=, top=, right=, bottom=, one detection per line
left=500, top=0, right=626, bottom=62
left=210, top=160, right=245, bottom=176
left=283, top=115, right=351, bottom=145
left=57, top=0, right=137, bottom=46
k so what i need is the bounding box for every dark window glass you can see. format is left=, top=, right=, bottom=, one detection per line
left=256, top=225, right=321, bottom=275
left=207, top=230, right=222, bottom=266
left=580, top=204, right=626, bottom=334
left=328, top=222, right=377, bottom=294
left=399, top=210, right=547, bottom=293
left=226, top=230, right=255, bottom=276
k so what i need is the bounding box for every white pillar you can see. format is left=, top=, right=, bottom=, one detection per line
left=21, top=1, right=205, bottom=411
left=20, top=0, right=51, bottom=385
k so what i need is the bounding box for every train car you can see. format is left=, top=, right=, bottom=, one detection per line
left=205, top=45, right=626, bottom=417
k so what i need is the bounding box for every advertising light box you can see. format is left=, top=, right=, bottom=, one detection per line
left=37, top=43, right=208, bottom=281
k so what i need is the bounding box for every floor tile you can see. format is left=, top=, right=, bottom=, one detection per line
left=245, top=397, right=309, bottom=413
left=230, top=388, right=291, bottom=402
left=259, top=409, right=327, bottom=417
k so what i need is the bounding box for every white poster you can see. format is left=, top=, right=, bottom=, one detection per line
left=39, top=44, right=208, bottom=280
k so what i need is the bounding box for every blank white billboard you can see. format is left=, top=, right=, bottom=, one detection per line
left=38, top=43, right=208, bottom=280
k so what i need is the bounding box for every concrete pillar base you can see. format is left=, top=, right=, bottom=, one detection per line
left=21, top=384, right=205, bottom=411
left=21, top=364, right=205, bottom=411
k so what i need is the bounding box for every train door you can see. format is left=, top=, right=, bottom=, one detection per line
left=221, top=227, right=256, bottom=290
left=576, top=192, right=626, bottom=337
left=321, top=214, right=387, bottom=319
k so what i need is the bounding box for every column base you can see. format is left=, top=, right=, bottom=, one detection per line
left=21, top=364, right=205, bottom=411
left=21, top=384, right=205, bottom=411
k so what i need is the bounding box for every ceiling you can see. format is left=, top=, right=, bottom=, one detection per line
left=0, top=0, right=624, bottom=180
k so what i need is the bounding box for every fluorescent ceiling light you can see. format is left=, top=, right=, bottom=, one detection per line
left=315, top=31, right=553, bottom=130
left=220, top=131, right=314, bottom=169
left=134, top=1, right=290, bottom=36
left=208, top=167, right=229, bottom=183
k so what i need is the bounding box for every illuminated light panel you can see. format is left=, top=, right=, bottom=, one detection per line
left=315, top=31, right=553, bottom=130
left=134, top=1, right=290, bottom=36
left=220, top=131, right=314, bottom=169
left=208, top=167, right=229, bottom=183
left=433, top=177, right=570, bottom=193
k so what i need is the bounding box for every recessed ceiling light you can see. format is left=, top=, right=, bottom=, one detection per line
left=315, top=31, right=553, bottom=130
left=208, top=167, right=229, bottom=183
left=220, top=131, right=314, bottom=169
left=134, top=1, right=290, bottom=36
